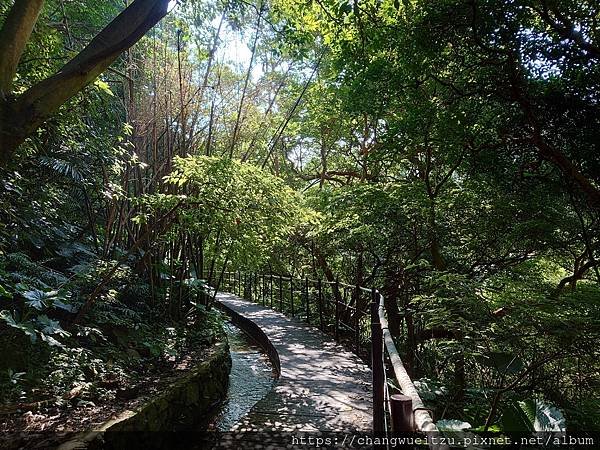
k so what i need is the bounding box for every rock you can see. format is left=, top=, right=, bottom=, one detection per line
left=115, top=385, right=140, bottom=401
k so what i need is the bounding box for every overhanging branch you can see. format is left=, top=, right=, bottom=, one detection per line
left=0, top=0, right=45, bottom=97
left=0, top=0, right=171, bottom=164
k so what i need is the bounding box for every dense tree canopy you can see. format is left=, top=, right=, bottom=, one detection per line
left=1, top=0, right=599, bottom=438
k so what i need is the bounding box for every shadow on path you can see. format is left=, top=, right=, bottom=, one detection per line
left=216, top=292, right=372, bottom=433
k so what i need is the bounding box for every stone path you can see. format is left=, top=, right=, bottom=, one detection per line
left=216, top=292, right=372, bottom=434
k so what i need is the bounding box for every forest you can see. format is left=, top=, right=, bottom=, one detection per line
left=1, top=0, right=599, bottom=447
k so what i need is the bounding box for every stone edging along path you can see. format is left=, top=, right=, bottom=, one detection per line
left=216, top=297, right=281, bottom=377
left=58, top=337, right=231, bottom=450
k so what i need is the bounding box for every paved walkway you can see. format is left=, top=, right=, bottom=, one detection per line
left=216, top=292, right=372, bottom=434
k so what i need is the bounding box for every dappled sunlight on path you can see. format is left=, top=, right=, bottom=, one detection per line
left=216, top=292, right=372, bottom=433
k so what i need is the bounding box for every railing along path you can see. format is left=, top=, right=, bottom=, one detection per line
left=207, top=270, right=446, bottom=448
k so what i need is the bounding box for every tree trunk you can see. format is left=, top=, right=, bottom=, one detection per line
left=229, top=5, right=262, bottom=158
left=382, top=270, right=402, bottom=338
left=0, top=0, right=45, bottom=97
left=313, top=245, right=342, bottom=305
left=510, top=69, right=600, bottom=207
left=0, top=0, right=170, bottom=165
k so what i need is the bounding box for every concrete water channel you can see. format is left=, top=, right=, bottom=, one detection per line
left=210, top=322, right=276, bottom=431
left=200, top=291, right=372, bottom=449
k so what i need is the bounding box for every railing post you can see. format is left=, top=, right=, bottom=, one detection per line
left=355, top=284, right=360, bottom=355
left=305, top=277, right=309, bottom=324
left=254, top=273, right=258, bottom=302
left=390, top=394, right=414, bottom=432
left=270, top=273, right=273, bottom=308
left=237, top=270, right=241, bottom=296
left=334, top=278, right=340, bottom=342
left=279, top=275, right=283, bottom=311
left=290, top=277, right=294, bottom=317
left=371, top=289, right=385, bottom=435
left=261, top=274, right=266, bottom=305
left=318, top=279, right=324, bottom=331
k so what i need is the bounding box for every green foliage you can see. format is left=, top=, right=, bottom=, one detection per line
left=1, top=0, right=599, bottom=436
left=142, top=155, right=311, bottom=270
left=501, top=399, right=566, bottom=432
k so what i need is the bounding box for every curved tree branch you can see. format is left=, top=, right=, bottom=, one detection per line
left=0, top=0, right=171, bottom=165
left=0, top=0, right=45, bottom=97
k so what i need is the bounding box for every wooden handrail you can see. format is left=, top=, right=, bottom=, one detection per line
left=378, top=291, right=447, bottom=449
left=209, top=270, right=445, bottom=446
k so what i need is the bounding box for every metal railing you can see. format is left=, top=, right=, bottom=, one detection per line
left=208, top=270, right=444, bottom=447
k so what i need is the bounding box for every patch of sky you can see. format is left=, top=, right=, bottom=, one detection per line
left=519, top=27, right=563, bottom=80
